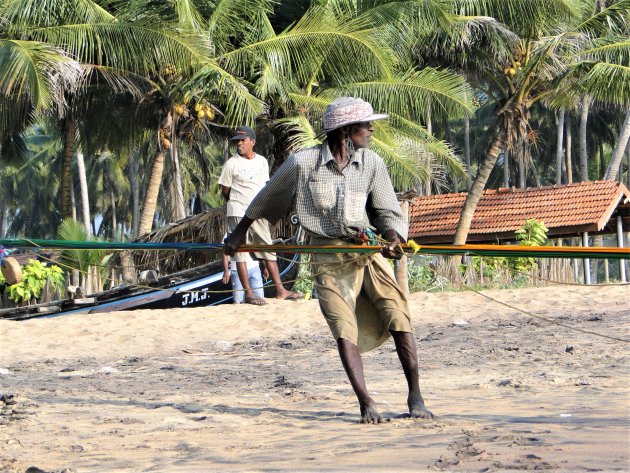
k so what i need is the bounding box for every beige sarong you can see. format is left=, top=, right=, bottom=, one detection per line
left=227, top=216, right=277, bottom=262
left=311, top=237, right=413, bottom=353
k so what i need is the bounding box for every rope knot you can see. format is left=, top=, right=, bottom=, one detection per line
left=356, top=229, right=378, bottom=246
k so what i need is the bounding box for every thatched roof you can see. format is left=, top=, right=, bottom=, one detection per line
left=121, top=206, right=297, bottom=275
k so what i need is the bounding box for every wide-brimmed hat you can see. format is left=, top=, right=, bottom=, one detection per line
left=323, top=97, right=388, bottom=132
left=230, top=126, right=256, bottom=141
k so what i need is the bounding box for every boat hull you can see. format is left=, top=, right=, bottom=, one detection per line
left=0, top=253, right=299, bottom=320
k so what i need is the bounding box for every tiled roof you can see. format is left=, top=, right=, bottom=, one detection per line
left=408, top=181, right=630, bottom=243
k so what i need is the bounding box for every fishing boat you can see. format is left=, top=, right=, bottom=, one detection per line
left=0, top=210, right=302, bottom=321
left=0, top=252, right=299, bottom=321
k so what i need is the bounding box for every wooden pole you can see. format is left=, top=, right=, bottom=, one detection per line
left=582, top=232, right=591, bottom=285
left=395, top=200, right=410, bottom=295
left=617, top=215, right=627, bottom=283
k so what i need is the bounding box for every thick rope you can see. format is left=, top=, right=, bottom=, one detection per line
left=1, top=238, right=629, bottom=260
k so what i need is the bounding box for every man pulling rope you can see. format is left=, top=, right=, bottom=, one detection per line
left=224, top=97, right=433, bottom=423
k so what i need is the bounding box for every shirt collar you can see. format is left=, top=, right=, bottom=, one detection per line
left=320, top=142, right=364, bottom=167
left=235, top=152, right=259, bottom=160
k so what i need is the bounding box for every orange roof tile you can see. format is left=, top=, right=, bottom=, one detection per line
left=408, top=181, right=630, bottom=243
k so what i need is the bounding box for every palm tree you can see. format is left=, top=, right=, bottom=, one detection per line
left=414, top=0, right=630, bottom=245
left=219, top=1, right=475, bottom=191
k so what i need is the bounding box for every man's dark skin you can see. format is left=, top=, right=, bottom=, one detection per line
left=225, top=122, right=433, bottom=423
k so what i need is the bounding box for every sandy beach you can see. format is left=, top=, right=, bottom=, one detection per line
left=0, top=284, right=628, bottom=472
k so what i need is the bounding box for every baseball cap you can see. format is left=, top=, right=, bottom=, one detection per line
left=230, top=126, right=256, bottom=141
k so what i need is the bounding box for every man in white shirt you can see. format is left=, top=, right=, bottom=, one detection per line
left=218, top=126, right=301, bottom=305
left=222, top=252, right=265, bottom=304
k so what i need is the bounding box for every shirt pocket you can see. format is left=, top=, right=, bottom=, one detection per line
left=308, top=180, right=336, bottom=211
left=344, top=191, right=367, bottom=223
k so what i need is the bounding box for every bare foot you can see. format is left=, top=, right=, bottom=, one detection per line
left=276, top=289, right=303, bottom=301
left=359, top=402, right=383, bottom=424
left=408, top=398, right=434, bottom=419
left=244, top=296, right=267, bottom=306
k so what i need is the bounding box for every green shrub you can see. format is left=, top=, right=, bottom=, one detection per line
left=292, top=254, right=314, bottom=299
left=3, top=259, right=65, bottom=304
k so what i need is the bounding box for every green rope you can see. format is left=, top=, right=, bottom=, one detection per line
left=1, top=238, right=629, bottom=260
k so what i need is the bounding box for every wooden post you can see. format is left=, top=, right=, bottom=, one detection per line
left=618, top=215, right=627, bottom=283
left=395, top=200, right=410, bottom=295
left=582, top=232, right=591, bottom=285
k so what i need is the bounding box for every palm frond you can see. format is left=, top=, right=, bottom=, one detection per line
left=273, top=115, right=321, bottom=154
left=173, top=0, right=205, bottom=31
left=575, top=0, right=630, bottom=36
left=0, top=39, right=83, bottom=111
left=453, top=0, right=586, bottom=37
left=1, top=0, right=114, bottom=30
left=332, top=68, right=475, bottom=122
left=28, top=22, right=213, bottom=75
left=188, top=65, right=266, bottom=127
left=206, top=0, right=275, bottom=55
left=220, top=5, right=394, bottom=86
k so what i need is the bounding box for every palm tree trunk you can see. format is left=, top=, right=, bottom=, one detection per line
left=60, top=117, right=75, bottom=220
left=579, top=97, right=590, bottom=182
left=138, top=148, right=165, bottom=236
left=425, top=112, right=433, bottom=196
left=454, top=120, right=506, bottom=245
left=138, top=115, right=172, bottom=236
left=169, top=117, right=187, bottom=221
left=129, top=151, right=140, bottom=237
left=75, top=145, right=91, bottom=236
left=70, top=178, right=77, bottom=221
left=555, top=109, right=565, bottom=185
left=110, top=186, right=117, bottom=240
left=518, top=153, right=526, bottom=188
left=566, top=116, right=573, bottom=184
left=446, top=121, right=459, bottom=191
left=503, top=148, right=510, bottom=188
left=171, top=115, right=186, bottom=221
left=464, top=118, right=471, bottom=190
left=0, top=200, right=6, bottom=238
left=604, top=109, right=630, bottom=180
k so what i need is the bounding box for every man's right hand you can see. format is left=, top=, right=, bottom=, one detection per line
left=223, top=217, right=254, bottom=256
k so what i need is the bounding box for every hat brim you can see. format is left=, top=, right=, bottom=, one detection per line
left=324, top=113, right=389, bottom=132
left=230, top=135, right=255, bottom=141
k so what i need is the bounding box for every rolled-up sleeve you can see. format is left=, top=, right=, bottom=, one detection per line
left=245, top=155, right=298, bottom=223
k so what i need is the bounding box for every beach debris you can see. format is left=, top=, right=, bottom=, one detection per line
left=453, top=320, right=469, bottom=326
left=565, top=345, right=574, bottom=354
left=575, top=377, right=591, bottom=386
left=0, top=368, right=13, bottom=376
left=25, top=467, right=76, bottom=473
left=420, top=331, right=443, bottom=342
left=501, top=346, right=520, bottom=351
left=1, top=393, right=16, bottom=405
left=215, top=340, right=233, bottom=350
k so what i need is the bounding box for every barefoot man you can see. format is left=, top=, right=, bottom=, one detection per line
left=219, top=126, right=301, bottom=305
left=224, top=98, right=433, bottom=422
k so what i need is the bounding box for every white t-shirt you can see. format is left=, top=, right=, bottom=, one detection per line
left=229, top=258, right=260, bottom=272
left=218, top=153, right=269, bottom=217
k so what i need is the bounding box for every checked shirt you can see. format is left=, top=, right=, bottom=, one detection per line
left=245, top=142, right=407, bottom=240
